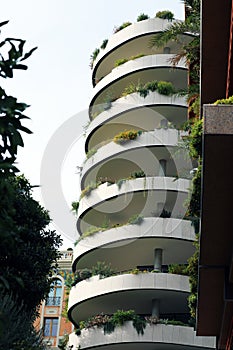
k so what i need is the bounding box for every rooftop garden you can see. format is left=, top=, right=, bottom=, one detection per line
left=89, top=10, right=175, bottom=69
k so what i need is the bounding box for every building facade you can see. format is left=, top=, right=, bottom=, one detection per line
left=197, top=0, right=233, bottom=349
left=35, top=249, right=73, bottom=349
left=68, top=16, right=215, bottom=350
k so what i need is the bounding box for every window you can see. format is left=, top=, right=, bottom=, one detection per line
left=43, top=318, right=58, bottom=337
left=45, top=279, right=62, bottom=306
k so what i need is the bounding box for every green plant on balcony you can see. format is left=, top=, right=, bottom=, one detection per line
left=100, top=39, right=108, bottom=50
left=76, top=311, right=191, bottom=337
left=71, top=201, right=79, bottom=214
left=160, top=319, right=189, bottom=326
left=121, top=82, right=138, bottom=96
left=213, top=95, right=233, bottom=105
left=168, top=264, right=188, bottom=275
left=130, top=170, right=145, bottom=178
left=91, top=261, right=115, bottom=279
left=155, top=10, right=174, bottom=21
left=90, top=48, right=100, bottom=68
left=157, top=81, right=175, bottom=95
left=113, top=129, right=141, bottom=144
left=78, top=268, right=92, bottom=281
left=75, top=224, right=107, bottom=244
left=114, top=53, right=145, bottom=67
left=80, top=181, right=101, bottom=199
left=58, top=334, right=69, bottom=349
left=137, top=13, right=149, bottom=22
left=122, top=80, right=176, bottom=99
left=187, top=234, right=199, bottom=319
left=144, top=80, right=158, bottom=92
left=114, top=58, right=128, bottom=67
left=77, top=310, right=146, bottom=336
left=113, top=21, right=132, bottom=33
left=116, top=171, right=145, bottom=189
left=85, top=147, right=97, bottom=160
left=128, top=214, right=144, bottom=225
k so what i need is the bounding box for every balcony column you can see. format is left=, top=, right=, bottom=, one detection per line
left=152, top=299, right=160, bottom=318
left=154, top=248, right=163, bottom=272
left=158, top=159, right=167, bottom=176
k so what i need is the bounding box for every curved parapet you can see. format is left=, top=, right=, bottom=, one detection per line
left=68, top=323, right=216, bottom=349
left=73, top=218, right=195, bottom=271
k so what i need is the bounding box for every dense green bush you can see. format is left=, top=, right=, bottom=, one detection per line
left=114, top=22, right=132, bottom=33
left=155, top=10, right=174, bottom=21
left=122, top=80, right=176, bottom=98
left=113, top=129, right=141, bottom=144
left=157, top=81, right=175, bottom=95
left=100, top=39, right=108, bottom=50
left=137, top=13, right=149, bottom=22
left=214, top=95, right=233, bottom=105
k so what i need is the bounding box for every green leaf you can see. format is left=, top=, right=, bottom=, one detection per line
left=20, top=46, right=37, bottom=61
left=0, top=20, right=9, bottom=28
left=18, top=125, right=32, bottom=134
left=13, top=64, right=28, bottom=70
left=0, top=276, right=10, bottom=289
left=18, top=40, right=26, bottom=55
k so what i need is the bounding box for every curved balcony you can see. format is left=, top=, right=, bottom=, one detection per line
left=77, top=177, right=190, bottom=236
left=68, top=273, right=190, bottom=324
left=90, top=54, right=187, bottom=118
left=85, top=92, right=187, bottom=152
left=81, top=129, right=193, bottom=189
left=93, top=18, right=193, bottom=86
left=68, top=323, right=216, bottom=349
left=73, top=218, right=195, bottom=271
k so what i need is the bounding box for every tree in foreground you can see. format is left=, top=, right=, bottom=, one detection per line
left=0, top=21, right=62, bottom=349
left=150, top=0, right=200, bottom=112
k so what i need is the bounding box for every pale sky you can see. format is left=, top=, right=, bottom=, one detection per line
left=1, top=1, right=185, bottom=248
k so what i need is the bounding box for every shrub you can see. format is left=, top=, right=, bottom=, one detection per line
left=113, top=130, right=140, bottom=144
left=73, top=268, right=92, bottom=283
left=130, top=53, right=145, bottom=60
left=114, top=54, right=145, bottom=67
left=130, top=170, right=145, bottom=178
left=128, top=214, right=144, bottom=225
left=138, top=85, right=150, bottom=98
left=122, top=82, right=137, bottom=96
left=157, top=81, right=175, bottom=95
left=168, top=264, right=187, bottom=275
left=100, top=39, right=108, bottom=50
left=114, top=22, right=132, bottom=33
left=114, top=58, right=128, bottom=67
left=112, top=309, right=135, bottom=325
left=122, top=80, right=175, bottom=98
left=137, top=13, right=149, bottom=22
left=90, top=48, right=100, bottom=68
left=155, top=10, right=174, bottom=21
left=91, top=261, right=115, bottom=278
left=144, top=80, right=158, bottom=92
left=80, top=181, right=100, bottom=199
left=214, top=95, right=233, bottom=105
left=71, top=201, right=79, bottom=214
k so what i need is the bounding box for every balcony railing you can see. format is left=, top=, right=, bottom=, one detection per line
left=45, top=297, right=61, bottom=306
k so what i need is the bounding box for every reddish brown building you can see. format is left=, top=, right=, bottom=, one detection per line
left=35, top=249, right=73, bottom=349
left=197, top=0, right=233, bottom=349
